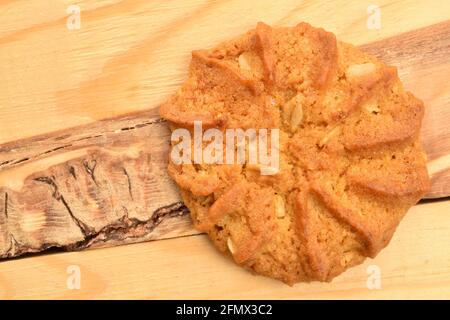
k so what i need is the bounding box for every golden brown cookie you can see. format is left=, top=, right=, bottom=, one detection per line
left=160, top=22, right=430, bottom=284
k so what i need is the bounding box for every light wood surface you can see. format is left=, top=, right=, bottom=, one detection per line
left=0, top=199, right=448, bottom=299
left=1, top=2, right=450, bottom=261
left=1, top=0, right=449, bottom=144
left=0, top=0, right=449, bottom=299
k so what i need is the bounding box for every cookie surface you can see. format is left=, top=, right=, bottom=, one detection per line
left=160, top=22, right=430, bottom=284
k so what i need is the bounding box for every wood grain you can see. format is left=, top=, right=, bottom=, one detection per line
left=0, top=199, right=448, bottom=299
left=0, top=0, right=449, bottom=299
left=0, top=19, right=449, bottom=259
left=0, top=112, right=197, bottom=258
left=1, top=0, right=449, bottom=145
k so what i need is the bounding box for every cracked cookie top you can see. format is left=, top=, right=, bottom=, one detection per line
left=160, top=22, right=430, bottom=284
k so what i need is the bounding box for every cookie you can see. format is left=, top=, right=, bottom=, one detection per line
left=160, top=22, right=430, bottom=284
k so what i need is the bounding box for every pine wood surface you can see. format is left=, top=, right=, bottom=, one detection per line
left=0, top=0, right=449, bottom=299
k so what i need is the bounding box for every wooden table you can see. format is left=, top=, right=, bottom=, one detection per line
left=0, top=0, right=449, bottom=299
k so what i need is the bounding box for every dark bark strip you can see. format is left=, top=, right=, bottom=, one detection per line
left=68, top=165, right=77, bottom=179
left=83, top=160, right=98, bottom=186
left=42, top=145, right=72, bottom=155
left=69, top=201, right=189, bottom=250
left=123, top=168, right=133, bottom=200
left=34, top=176, right=94, bottom=237
left=13, top=158, right=29, bottom=165
left=60, top=196, right=95, bottom=238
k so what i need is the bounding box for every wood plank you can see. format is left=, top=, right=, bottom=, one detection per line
left=0, top=112, right=197, bottom=258
left=1, top=0, right=449, bottom=144
left=0, top=21, right=449, bottom=259
left=0, top=199, right=448, bottom=299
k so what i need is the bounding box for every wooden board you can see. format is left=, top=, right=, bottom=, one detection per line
left=0, top=0, right=449, bottom=298
left=1, top=0, right=450, bottom=144
left=0, top=199, right=449, bottom=299
left=0, top=18, right=449, bottom=259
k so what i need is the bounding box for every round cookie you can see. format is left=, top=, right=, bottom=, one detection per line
left=160, top=22, right=430, bottom=284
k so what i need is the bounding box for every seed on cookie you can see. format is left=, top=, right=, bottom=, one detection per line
left=346, top=62, right=377, bottom=79
left=238, top=52, right=252, bottom=72
left=246, top=163, right=279, bottom=176
left=282, top=100, right=294, bottom=123
left=227, top=237, right=236, bottom=254
left=318, top=127, right=340, bottom=148
left=274, top=195, right=286, bottom=218
left=282, top=94, right=304, bottom=132
left=290, top=103, right=304, bottom=131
